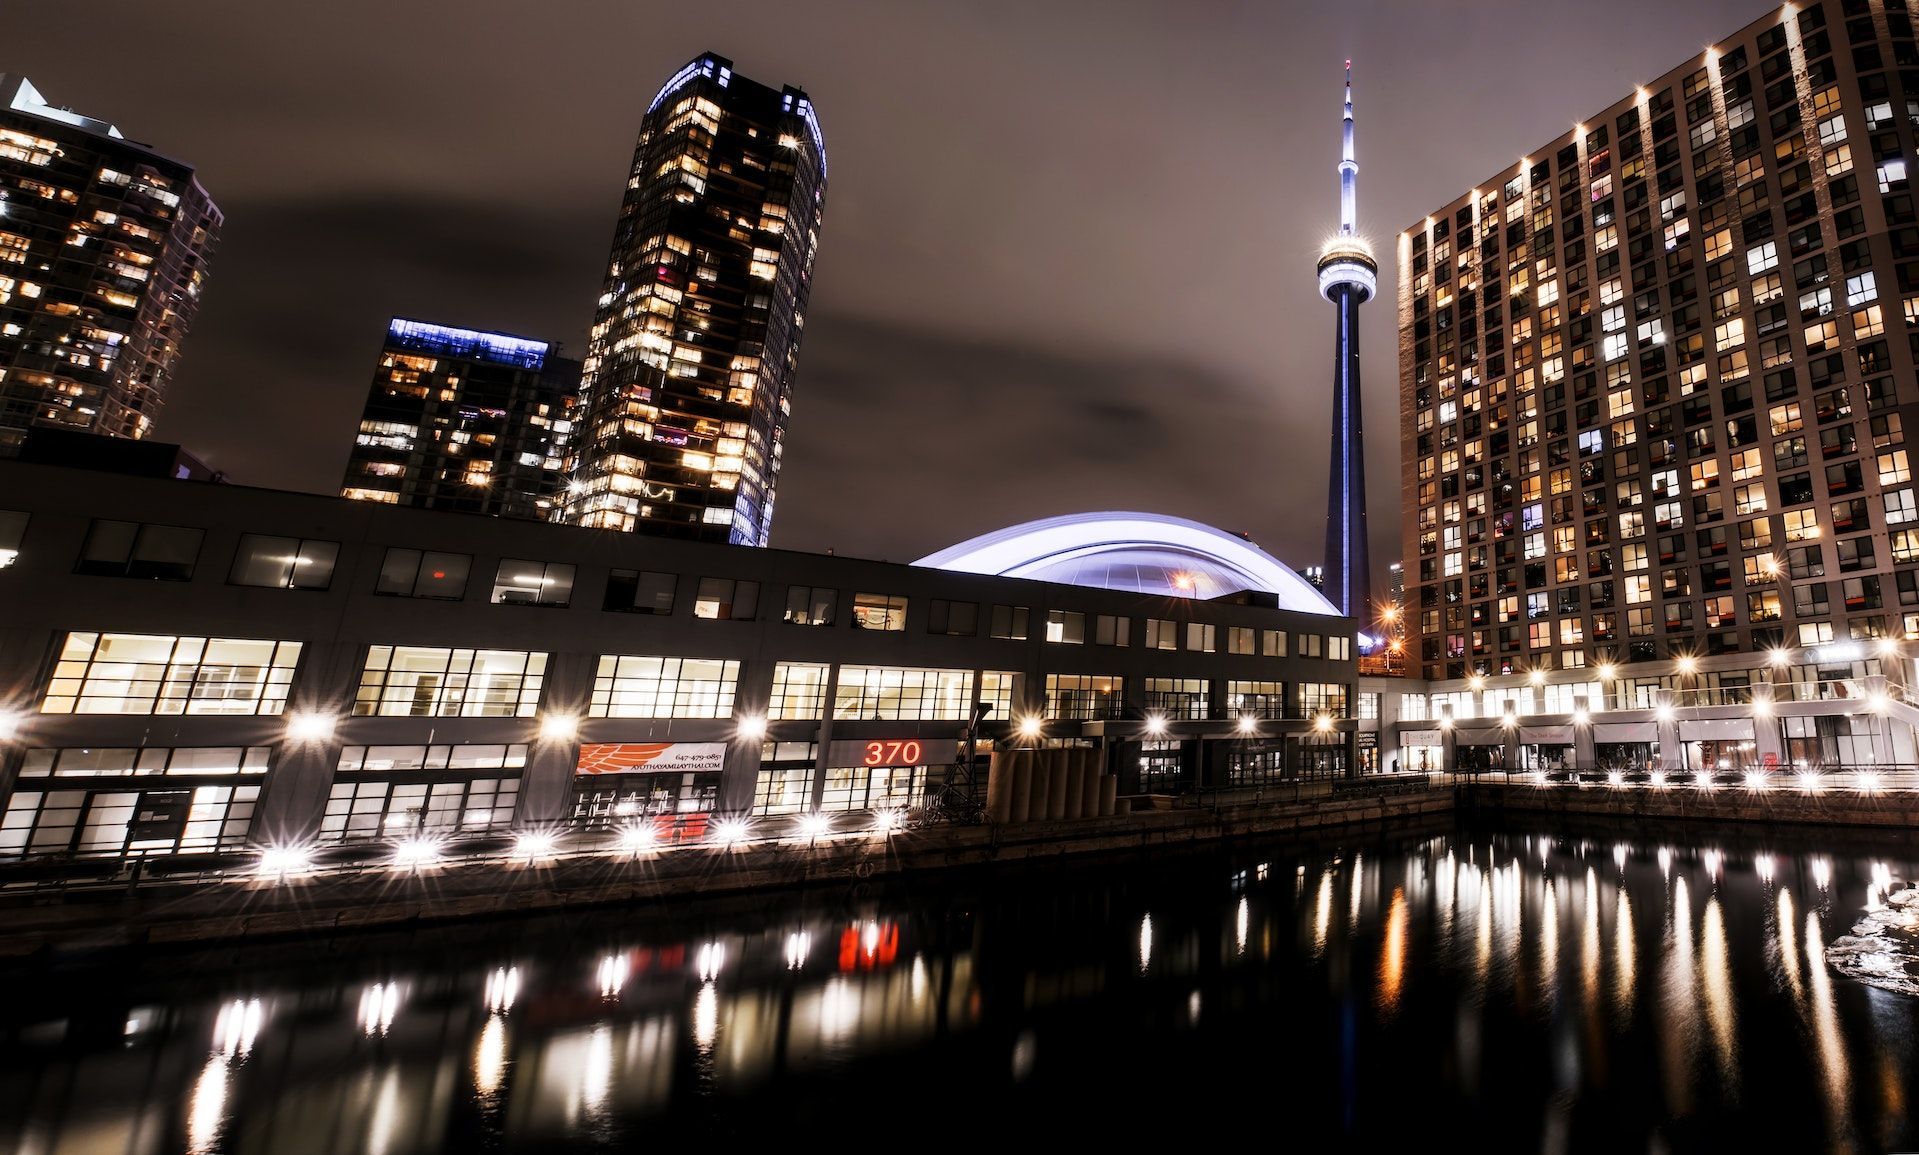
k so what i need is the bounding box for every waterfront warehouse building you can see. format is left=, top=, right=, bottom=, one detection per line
left=1380, top=0, right=1919, bottom=777
left=0, top=460, right=1356, bottom=864
left=340, top=318, right=581, bottom=521
left=0, top=76, right=221, bottom=449
left=560, top=53, right=825, bottom=546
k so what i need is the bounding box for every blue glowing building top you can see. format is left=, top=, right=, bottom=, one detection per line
left=386, top=318, right=549, bottom=370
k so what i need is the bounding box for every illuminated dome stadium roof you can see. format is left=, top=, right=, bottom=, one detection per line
left=915, top=512, right=1340, bottom=616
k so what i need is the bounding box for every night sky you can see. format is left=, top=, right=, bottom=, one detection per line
left=11, top=0, right=1759, bottom=578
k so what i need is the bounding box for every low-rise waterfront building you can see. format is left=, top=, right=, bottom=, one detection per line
left=0, top=461, right=1355, bottom=867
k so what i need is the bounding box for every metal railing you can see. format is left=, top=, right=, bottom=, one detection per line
left=1468, top=763, right=1919, bottom=795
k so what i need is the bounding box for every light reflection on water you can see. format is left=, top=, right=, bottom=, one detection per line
left=0, top=828, right=1915, bottom=1150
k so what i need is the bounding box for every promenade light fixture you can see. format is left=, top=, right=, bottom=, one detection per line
left=538, top=714, right=579, bottom=742
left=285, top=712, right=337, bottom=744
left=392, top=836, right=442, bottom=871
left=256, top=844, right=313, bottom=880
left=514, top=831, right=557, bottom=861
left=711, top=816, right=751, bottom=845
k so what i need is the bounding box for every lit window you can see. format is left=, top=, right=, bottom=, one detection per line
left=834, top=667, right=973, bottom=720
left=590, top=656, right=739, bottom=718
left=42, top=633, right=302, bottom=716
left=769, top=663, right=831, bottom=719
left=354, top=646, right=547, bottom=718
left=851, top=593, right=908, bottom=631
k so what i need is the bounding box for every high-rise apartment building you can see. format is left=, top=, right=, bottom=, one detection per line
left=0, top=76, right=220, bottom=449
left=1400, top=1, right=1919, bottom=681
left=561, top=53, right=826, bottom=545
left=342, top=318, right=580, bottom=520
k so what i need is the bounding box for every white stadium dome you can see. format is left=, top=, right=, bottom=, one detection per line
left=915, top=512, right=1340, bottom=616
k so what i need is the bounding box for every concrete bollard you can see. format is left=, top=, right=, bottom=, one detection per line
left=985, top=750, right=1011, bottom=823
left=1079, top=749, right=1102, bottom=818
left=1099, top=774, right=1118, bottom=817
left=1045, top=748, right=1071, bottom=820
left=1063, top=754, right=1086, bottom=820
left=1009, top=751, right=1034, bottom=825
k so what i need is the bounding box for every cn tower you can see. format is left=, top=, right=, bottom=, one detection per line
left=1315, top=61, right=1376, bottom=621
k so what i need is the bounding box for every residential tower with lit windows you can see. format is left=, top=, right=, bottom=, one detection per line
left=341, top=318, right=580, bottom=520
left=1400, top=1, right=1919, bottom=689
left=559, top=53, right=825, bottom=545
left=0, top=75, right=221, bottom=449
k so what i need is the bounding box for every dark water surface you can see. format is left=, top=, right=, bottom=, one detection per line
left=3, top=820, right=1917, bottom=1153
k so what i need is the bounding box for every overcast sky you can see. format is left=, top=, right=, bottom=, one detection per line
left=10, top=0, right=1760, bottom=582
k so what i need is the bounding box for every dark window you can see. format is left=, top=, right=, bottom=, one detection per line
left=375, top=548, right=471, bottom=600
left=76, top=520, right=203, bottom=582
left=606, top=569, right=678, bottom=615
left=928, top=598, right=979, bottom=636
left=781, top=585, right=836, bottom=626
left=693, top=577, right=759, bottom=620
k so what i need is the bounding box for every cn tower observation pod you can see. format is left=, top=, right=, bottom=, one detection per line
left=915, top=512, right=1340, bottom=616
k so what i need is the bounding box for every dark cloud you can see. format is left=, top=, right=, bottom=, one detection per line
left=774, top=316, right=1320, bottom=564
left=6, top=0, right=1766, bottom=595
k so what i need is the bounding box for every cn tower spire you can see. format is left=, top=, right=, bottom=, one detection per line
left=1340, top=59, right=1357, bottom=234
left=1315, top=60, right=1377, bottom=622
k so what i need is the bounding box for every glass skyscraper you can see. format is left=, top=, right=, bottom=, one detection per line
left=560, top=53, right=826, bottom=545
left=0, top=75, right=220, bottom=449
left=1400, top=1, right=1919, bottom=682
left=342, top=318, right=580, bottom=520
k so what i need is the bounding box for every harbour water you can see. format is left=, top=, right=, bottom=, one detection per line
left=2, top=821, right=1915, bottom=1152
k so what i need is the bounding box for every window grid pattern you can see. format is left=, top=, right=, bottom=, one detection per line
left=588, top=656, right=740, bottom=718
left=1402, top=17, right=1918, bottom=678
left=833, top=667, right=972, bottom=721
left=1, top=785, right=259, bottom=858
left=768, top=662, right=830, bottom=719
left=353, top=646, right=547, bottom=717
left=41, top=633, right=302, bottom=716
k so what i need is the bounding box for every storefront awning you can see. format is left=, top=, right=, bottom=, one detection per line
left=1455, top=727, right=1508, bottom=745
left=1593, top=722, right=1658, bottom=743
left=1679, top=719, right=1756, bottom=741
left=1522, top=725, right=1574, bottom=744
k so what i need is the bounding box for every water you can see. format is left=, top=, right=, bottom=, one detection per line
left=2, top=821, right=1916, bottom=1152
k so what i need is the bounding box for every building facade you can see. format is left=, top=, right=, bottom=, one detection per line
left=341, top=318, right=580, bottom=520
left=0, top=461, right=1356, bottom=867
left=560, top=53, right=826, bottom=546
left=1402, top=2, right=1919, bottom=684
left=0, top=76, right=220, bottom=449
